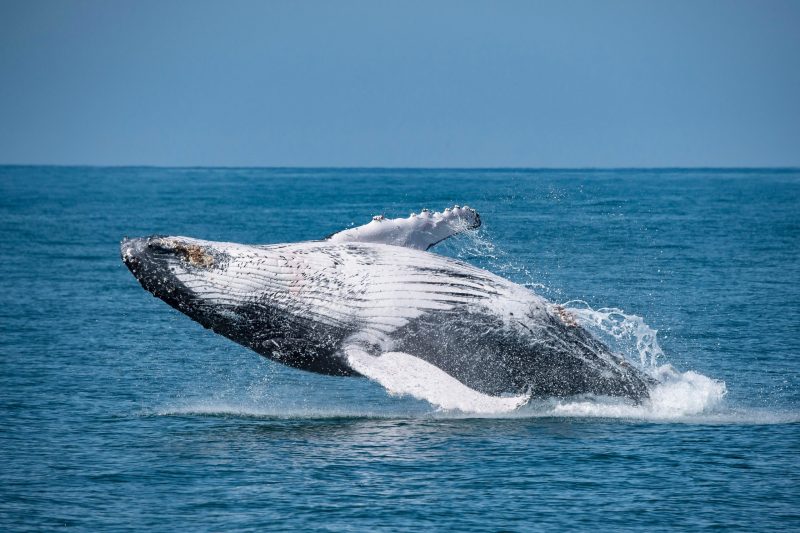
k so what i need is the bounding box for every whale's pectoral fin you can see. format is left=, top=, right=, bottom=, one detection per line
left=326, top=206, right=481, bottom=251
left=343, top=345, right=528, bottom=413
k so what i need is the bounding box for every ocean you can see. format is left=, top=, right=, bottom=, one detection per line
left=1, top=167, right=798, bottom=530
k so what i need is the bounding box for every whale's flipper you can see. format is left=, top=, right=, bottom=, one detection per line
left=344, top=346, right=528, bottom=413
left=326, top=206, right=480, bottom=250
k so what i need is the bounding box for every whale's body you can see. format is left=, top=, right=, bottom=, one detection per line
left=122, top=207, right=655, bottom=410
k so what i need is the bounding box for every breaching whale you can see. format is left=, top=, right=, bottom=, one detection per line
left=121, top=206, right=655, bottom=412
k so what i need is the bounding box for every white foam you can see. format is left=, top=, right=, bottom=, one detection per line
left=536, top=365, right=727, bottom=420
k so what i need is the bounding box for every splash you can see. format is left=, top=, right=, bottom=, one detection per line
left=442, top=223, right=540, bottom=287
left=449, top=230, right=666, bottom=371
left=562, top=300, right=664, bottom=367
left=532, top=366, right=727, bottom=420
left=531, top=301, right=726, bottom=419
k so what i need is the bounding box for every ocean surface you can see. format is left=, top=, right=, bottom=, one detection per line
left=1, top=167, right=799, bottom=531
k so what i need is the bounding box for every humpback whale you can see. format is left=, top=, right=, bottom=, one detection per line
left=121, top=206, right=655, bottom=412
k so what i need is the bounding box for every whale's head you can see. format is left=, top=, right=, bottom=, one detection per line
left=121, top=235, right=354, bottom=375
left=120, top=235, right=245, bottom=330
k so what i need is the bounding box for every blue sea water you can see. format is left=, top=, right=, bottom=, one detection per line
left=1, top=167, right=799, bottom=531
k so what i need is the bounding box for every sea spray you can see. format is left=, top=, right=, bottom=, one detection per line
left=562, top=299, right=664, bottom=367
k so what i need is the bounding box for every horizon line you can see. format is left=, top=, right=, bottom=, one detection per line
left=1, top=164, right=799, bottom=171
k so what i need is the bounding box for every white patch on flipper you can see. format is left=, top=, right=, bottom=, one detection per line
left=345, top=347, right=529, bottom=414
left=327, top=205, right=480, bottom=250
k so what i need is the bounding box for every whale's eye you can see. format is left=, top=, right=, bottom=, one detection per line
left=174, top=244, right=215, bottom=268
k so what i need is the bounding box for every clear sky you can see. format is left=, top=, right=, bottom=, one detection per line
left=1, top=0, right=798, bottom=167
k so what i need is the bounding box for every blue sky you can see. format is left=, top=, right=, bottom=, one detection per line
left=1, top=0, right=798, bottom=167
